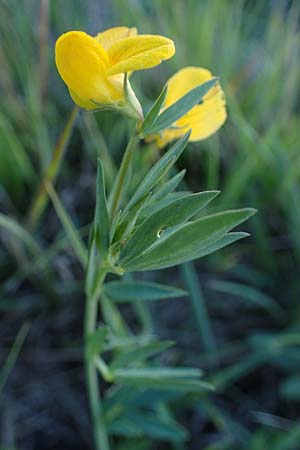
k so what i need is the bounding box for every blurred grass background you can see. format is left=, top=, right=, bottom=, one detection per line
left=1, top=0, right=300, bottom=449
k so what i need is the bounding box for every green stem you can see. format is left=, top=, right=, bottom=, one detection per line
left=84, top=265, right=110, bottom=450
left=26, top=106, right=79, bottom=231
left=109, top=132, right=139, bottom=218
left=83, top=126, right=139, bottom=450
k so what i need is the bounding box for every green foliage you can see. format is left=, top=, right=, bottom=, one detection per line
left=141, top=78, right=219, bottom=136
left=94, top=160, right=110, bottom=257
left=120, top=191, right=220, bottom=266
left=121, top=209, right=254, bottom=271
left=1, top=1, right=300, bottom=449
left=104, top=280, right=187, bottom=302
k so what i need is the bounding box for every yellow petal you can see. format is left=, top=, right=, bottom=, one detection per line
left=95, top=26, right=138, bottom=50
left=177, top=88, right=226, bottom=141
left=107, top=35, right=175, bottom=75
left=165, top=67, right=215, bottom=106
left=69, top=88, right=97, bottom=110
left=55, top=31, right=123, bottom=104
left=157, top=66, right=227, bottom=145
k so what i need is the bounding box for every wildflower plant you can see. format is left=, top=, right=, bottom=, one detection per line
left=55, top=26, right=255, bottom=450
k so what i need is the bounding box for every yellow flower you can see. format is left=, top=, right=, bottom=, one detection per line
left=152, top=67, right=227, bottom=148
left=55, top=26, right=175, bottom=117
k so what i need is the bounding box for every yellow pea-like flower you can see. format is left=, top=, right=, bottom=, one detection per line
left=153, top=67, right=227, bottom=148
left=55, top=26, right=175, bottom=118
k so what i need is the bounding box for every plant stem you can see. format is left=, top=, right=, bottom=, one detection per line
left=26, top=106, right=79, bottom=231
left=83, top=126, right=139, bottom=450
left=84, top=265, right=110, bottom=450
left=109, top=132, right=139, bottom=218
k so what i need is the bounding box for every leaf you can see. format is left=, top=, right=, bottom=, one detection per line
left=101, top=296, right=130, bottom=337
left=148, top=169, right=186, bottom=204
left=140, top=191, right=189, bottom=220
left=140, top=84, right=168, bottom=136
left=0, top=213, right=41, bottom=255
left=124, top=411, right=188, bottom=442
left=86, top=326, right=108, bottom=358
left=113, top=192, right=151, bottom=242
left=104, top=281, right=187, bottom=302
left=94, top=159, right=110, bottom=256
left=208, top=280, right=284, bottom=319
left=46, top=182, right=88, bottom=267
left=114, top=367, right=213, bottom=392
left=108, top=417, right=143, bottom=438
left=110, top=340, right=174, bottom=370
left=120, top=191, right=220, bottom=265
left=104, top=335, right=155, bottom=351
left=0, top=323, right=29, bottom=395
left=144, top=78, right=219, bottom=135
left=181, top=262, right=216, bottom=355
left=189, top=231, right=250, bottom=260
left=124, top=132, right=190, bottom=213
left=123, top=209, right=256, bottom=271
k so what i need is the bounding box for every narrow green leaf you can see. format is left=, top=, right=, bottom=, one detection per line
left=86, top=326, right=108, bottom=359
left=140, top=84, right=168, bottom=136
left=209, top=280, right=284, bottom=318
left=108, top=417, right=143, bottom=437
left=0, top=112, right=36, bottom=180
left=113, top=192, right=151, bottom=242
left=210, top=352, right=266, bottom=390
left=104, top=335, right=155, bottom=351
left=110, top=340, right=174, bottom=370
left=124, top=132, right=190, bottom=212
left=149, top=169, right=186, bottom=204
left=189, top=231, right=250, bottom=260
left=85, top=232, right=98, bottom=297
left=104, top=281, right=187, bottom=302
left=181, top=262, right=217, bottom=356
left=120, top=191, right=220, bottom=265
left=0, top=213, right=41, bottom=255
left=115, top=367, right=203, bottom=379
left=114, top=367, right=213, bottom=392
left=46, top=182, right=88, bottom=267
left=0, top=323, right=29, bottom=395
left=138, top=191, right=188, bottom=220
left=94, top=159, right=110, bottom=256
left=124, top=411, right=187, bottom=442
left=144, top=78, right=219, bottom=135
left=123, top=209, right=256, bottom=271
left=101, top=296, right=130, bottom=337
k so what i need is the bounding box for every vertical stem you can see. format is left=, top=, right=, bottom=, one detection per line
left=84, top=267, right=110, bottom=450
left=26, top=106, right=79, bottom=231
left=84, top=127, right=139, bottom=449
left=109, top=133, right=138, bottom=218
